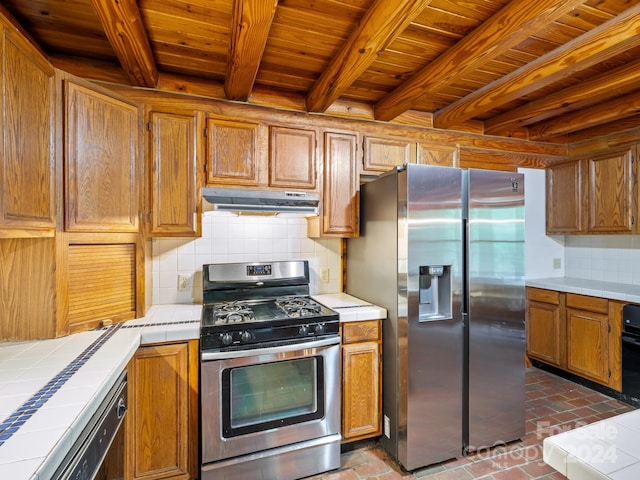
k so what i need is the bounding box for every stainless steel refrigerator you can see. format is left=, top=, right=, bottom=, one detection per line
left=346, top=163, right=525, bottom=471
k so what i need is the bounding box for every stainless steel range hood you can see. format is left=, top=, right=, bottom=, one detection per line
left=202, top=187, right=320, bottom=214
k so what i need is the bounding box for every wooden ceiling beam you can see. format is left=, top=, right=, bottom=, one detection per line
left=433, top=3, right=640, bottom=129
left=374, top=0, right=585, bottom=122
left=89, top=0, right=158, bottom=87
left=305, top=0, right=429, bottom=113
left=225, top=0, right=278, bottom=101
left=529, top=91, right=640, bottom=141
left=484, top=58, right=640, bottom=135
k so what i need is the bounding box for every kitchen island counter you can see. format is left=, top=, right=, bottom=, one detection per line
left=544, top=408, right=640, bottom=480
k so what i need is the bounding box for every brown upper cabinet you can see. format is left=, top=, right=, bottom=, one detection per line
left=205, top=116, right=262, bottom=186
left=0, top=23, right=56, bottom=238
left=309, top=130, right=360, bottom=238
left=546, top=160, right=585, bottom=234
left=362, top=135, right=458, bottom=175
left=147, top=109, right=202, bottom=237
left=587, top=147, right=637, bottom=233
left=64, top=78, right=142, bottom=233
left=546, top=145, right=637, bottom=235
left=417, top=143, right=459, bottom=167
left=362, top=135, right=416, bottom=173
left=205, top=119, right=319, bottom=192
left=269, top=126, right=317, bottom=190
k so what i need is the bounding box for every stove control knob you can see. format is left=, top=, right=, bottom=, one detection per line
left=314, top=323, right=326, bottom=335
left=219, top=332, right=234, bottom=346
left=240, top=330, right=253, bottom=343
left=299, top=325, right=311, bottom=336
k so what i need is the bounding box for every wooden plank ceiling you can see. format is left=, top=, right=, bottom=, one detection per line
left=3, top=0, right=640, bottom=144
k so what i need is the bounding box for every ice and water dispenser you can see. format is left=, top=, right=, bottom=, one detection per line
left=418, top=265, right=452, bottom=321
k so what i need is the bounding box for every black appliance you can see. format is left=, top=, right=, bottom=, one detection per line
left=622, top=304, right=640, bottom=406
left=52, top=371, right=127, bottom=480
left=199, top=260, right=341, bottom=480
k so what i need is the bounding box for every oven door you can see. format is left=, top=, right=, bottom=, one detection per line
left=200, top=337, right=340, bottom=464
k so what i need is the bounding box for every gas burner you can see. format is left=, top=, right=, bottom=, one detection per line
left=276, top=296, right=322, bottom=317
left=200, top=261, right=340, bottom=351
left=213, top=302, right=256, bottom=325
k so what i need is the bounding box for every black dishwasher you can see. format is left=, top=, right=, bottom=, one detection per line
left=622, top=304, right=640, bottom=406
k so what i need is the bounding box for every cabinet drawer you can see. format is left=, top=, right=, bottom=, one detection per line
left=341, top=320, right=381, bottom=344
left=526, top=287, right=560, bottom=305
left=566, top=293, right=608, bottom=314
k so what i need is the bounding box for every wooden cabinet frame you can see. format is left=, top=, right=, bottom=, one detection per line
left=147, top=109, right=202, bottom=237
left=340, top=320, right=382, bottom=443
left=125, top=340, right=199, bottom=480
left=0, top=25, right=57, bottom=238
left=64, top=78, right=142, bottom=233
left=526, top=287, right=622, bottom=390
left=546, top=145, right=638, bottom=235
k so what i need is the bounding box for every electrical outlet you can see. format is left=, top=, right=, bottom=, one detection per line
left=178, top=274, right=190, bottom=291
left=552, top=258, right=562, bottom=269
left=320, top=268, right=330, bottom=283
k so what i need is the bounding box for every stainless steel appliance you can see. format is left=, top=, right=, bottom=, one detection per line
left=621, top=304, right=640, bottom=407
left=199, top=260, right=341, bottom=480
left=346, top=164, right=525, bottom=470
left=202, top=187, right=320, bottom=214
left=53, top=371, right=127, bottom=480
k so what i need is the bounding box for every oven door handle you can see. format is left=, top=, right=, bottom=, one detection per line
left=201, top=336, right=340, bottom=361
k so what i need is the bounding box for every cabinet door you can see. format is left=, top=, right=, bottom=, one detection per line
left=546, top=160, right=585, bottom=234
left=342, top=340, right=381, bottom=441
left=126, top=341, right=198, bottom=480
left=587, top=148, right=636, bottom=233
left=566, top=308, right=610, bottom=385
left=0, top=27, right=56, bottom=237
left=362, top=135, right=416, bottom=173
left=417, top=143, right=458, bottom=167
left=206, top=117, right=261, bottom=186
left=526, top=300, right=563, bottom=367
left=148, top=111, right=201, bottom=237
left=65, top=80, right=141, bottom=232
left=322, top=131, right=359, bottom=237
left=269, top=126, right=317, bottom=189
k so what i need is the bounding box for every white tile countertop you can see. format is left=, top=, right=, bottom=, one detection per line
left=526, top=277, right=640, bottom=304
left=0, top=304, right=201, bottom=480
left=543, top=409, right=640, bottom=480
left=312, top=293, right=387, bottom=322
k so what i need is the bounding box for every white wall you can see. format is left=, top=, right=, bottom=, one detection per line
left=151, top=211, right=342, bottom=304
left=520, top=168, right=565, bottom=279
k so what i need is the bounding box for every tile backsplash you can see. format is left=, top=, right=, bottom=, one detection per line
left=565, top=235, right=640, bottom=285
left=151, top=211, right=342, bottom=304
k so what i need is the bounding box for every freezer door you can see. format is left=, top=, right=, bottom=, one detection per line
left=466, top=168, right=526, bottom=451
left=402, top=164, right=464, bottom=470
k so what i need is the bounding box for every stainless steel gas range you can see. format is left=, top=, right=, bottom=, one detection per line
left=199, top=260, right=341, bottom=480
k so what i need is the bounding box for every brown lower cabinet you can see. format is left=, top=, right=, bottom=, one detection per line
left=125, top=340, right=199, bottom=480
left=340, top=320, right=382, bottom=443
left=526, top=287, right=622, bottom=390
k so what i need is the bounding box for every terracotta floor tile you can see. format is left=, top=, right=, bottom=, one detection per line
left=492, top=466, right=532, bottom=480
left=306, top=367, right=633, bottom=480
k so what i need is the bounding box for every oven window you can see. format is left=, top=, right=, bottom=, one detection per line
left=222, top=356, right=325, bottom=437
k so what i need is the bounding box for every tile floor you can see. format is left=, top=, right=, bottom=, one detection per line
left=308, top=367, right=636, bottom=480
